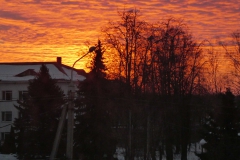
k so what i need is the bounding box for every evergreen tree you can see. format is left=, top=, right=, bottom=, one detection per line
left=13, top=64, right=65, bottom=159
left=200, top=89, right=240, bottom=160
left=89, top=39, right=107, bottom=79
left=74, top=41, right=116, bottom=159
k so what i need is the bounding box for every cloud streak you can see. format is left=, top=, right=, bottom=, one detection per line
left=0, top=0, right=239, bottom=68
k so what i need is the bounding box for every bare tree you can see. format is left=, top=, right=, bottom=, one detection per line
left=103, top=10, right=206, bottom=160
left=103, top=9, right=153, bottom=160
left=232, top=31, right=240, bottom=54
left=103, top=9, right=148, bottom=91
left=221, top=30, right=240, bottom=92
left=202, top=42, right=223, bottom=93
left=150, top=18, right=205, bottom=160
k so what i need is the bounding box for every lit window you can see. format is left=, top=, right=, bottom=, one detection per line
left=2, top=111, right=12, bottom=122
left=1, top=132, right=9, bottom=140
left=2, top=91, right=12, bottom=100
left=19, top=91, right=28, bottom=101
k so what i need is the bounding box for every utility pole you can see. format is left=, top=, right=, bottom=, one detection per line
left=128, top=109, right=132, bottom=160
left=146, top=112, right=150, bottom=160
left=50, top=46, right=96, bottom=160
left=66, top=83, right=75, bottom=160
left=50, top=104, right=68, bottom=160
left=66, top=46, right=97, bottom=160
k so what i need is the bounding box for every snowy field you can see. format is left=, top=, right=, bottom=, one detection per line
left=0, top=153, right=200, bottom=160
left=114, top=143, right=202, bottom=160
left=0, top=154, right=18, bottom=160
left=0, top=143, right=203, bottom=160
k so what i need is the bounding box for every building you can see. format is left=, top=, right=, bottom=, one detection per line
left=0, top=57, right=86, bottom=143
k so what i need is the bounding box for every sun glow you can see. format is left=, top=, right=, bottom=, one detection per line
left=0, top=0, right=239, bottom=72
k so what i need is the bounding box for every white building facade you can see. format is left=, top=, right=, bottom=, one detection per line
left=0, top=57, right=85, bottom=143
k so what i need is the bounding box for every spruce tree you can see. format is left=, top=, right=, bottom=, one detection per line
left=89, top=39, right=107, bottom=79
left=74, top=40, right=116, bottom=159
left=200, top=89, right=240, bottom=160
left=14, top=64, right=65, bottom=159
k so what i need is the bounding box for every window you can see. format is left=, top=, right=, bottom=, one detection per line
left=19, top=91, right=28, bottom=101
left=2, top=111, right=12, bottom=122
left=2, top=91, right=12, bottom=100
left=1, top=132, right=9, bottom=141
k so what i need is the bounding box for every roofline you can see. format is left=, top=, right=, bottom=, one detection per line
left=0, top=79, right=79, bottom=83
left=0, top=62, right=87, bottom=76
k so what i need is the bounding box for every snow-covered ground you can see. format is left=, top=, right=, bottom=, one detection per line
left=0, top=142, right=203, bottom=160
left=0, top=154, right=18, bottom=160
left=0, top=152, right=200, bottom=160
left=114, top=143, right=203, bottom=160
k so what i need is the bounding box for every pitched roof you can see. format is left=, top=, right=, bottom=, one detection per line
left=15, top=69, right=38, bottom=77
left=0, top=59, right=86, bottom=82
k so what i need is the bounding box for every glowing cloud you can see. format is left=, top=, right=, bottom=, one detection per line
left=0, top=0, right=239, bottom=68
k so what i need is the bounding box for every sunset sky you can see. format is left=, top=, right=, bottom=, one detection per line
left=0, top=0, right=239, bottom=69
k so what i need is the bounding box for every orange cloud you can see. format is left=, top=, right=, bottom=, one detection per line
left=0, top=0, right=239, bottom=69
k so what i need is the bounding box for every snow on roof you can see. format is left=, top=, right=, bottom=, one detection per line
left=0, top=63, right=85, bottom=82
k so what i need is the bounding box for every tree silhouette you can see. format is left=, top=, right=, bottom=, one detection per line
left=200, top=88, right=240, bottom=160
left=104, top=9, right=205, bottom=159
left=104, top=9, right=149, bottom=159
left=89, top=40, right=107, bottom=79
left=74, top=40, right=116, bottom=159
left=14, top=64, right=65, bottom=159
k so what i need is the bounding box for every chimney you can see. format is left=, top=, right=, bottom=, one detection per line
left=57, top=57, right=62, bottom=64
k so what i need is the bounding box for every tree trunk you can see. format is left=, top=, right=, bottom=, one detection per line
left=165, top=140, right=173, bottom=160
left=181, top=104, right=190, bottom=160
